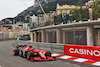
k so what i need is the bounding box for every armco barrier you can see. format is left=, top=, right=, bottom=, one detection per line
left=17, top=40, right=64, bottom=54
left=64, top=44, right=100, bottom=61
left=0, top=38, right=16, bottom=41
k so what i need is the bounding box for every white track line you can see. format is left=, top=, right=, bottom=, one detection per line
left=10, top=43, right=15, bottom=49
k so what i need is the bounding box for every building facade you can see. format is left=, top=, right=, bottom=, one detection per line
left=56, top=4, right=87, bottom=15
left=56, top=4, right=80, bottom=15
left=85, top=0, right=97, bottom=6
left=30, top=20, right=100, bottom=46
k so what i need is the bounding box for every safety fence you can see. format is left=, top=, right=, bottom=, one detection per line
left=0, top=38, right=16, bottom=41
left=17, top=40, right=64, bottom=54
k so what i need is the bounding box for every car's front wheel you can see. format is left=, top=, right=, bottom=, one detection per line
left=27, top=52, right=33, bottom=60
left=45, top=51, right=51, bottom=57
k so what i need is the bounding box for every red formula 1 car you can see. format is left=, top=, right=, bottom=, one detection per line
left=13, top=45, right=56, bottom=61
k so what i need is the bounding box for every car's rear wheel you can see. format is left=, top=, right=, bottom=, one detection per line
left=13, top=49, right=19, bottom=55
left=25, top=52, right=27, bottom=58
left=20, top=51, right=23, bottom=57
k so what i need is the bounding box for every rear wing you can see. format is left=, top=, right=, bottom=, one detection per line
left=16, top=45, right=32, bottom=48
left=16, top=45, right=26, bottom=48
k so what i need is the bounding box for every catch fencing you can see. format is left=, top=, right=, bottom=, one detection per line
left=0, top=38, right=16, bottom=41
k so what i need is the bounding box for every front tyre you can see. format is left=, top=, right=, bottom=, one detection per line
left=27, top=52, right=33, bottom=60
left=45, top=51, right=51, bottom=59
left=45, top=51, right=51, bottom=57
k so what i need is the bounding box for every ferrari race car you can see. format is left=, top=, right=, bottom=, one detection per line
left=13, top=45, right=56, bottom=61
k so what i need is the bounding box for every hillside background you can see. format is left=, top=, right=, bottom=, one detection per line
left=14, top=0, right=89, bottom=22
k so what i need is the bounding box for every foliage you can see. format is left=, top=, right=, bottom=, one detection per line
left=70, top=0, right=100, bottom=22
left=22, top=34, right=29, bottom=37
left=70, top=7, right=89, bottom=22
left=51, top=0, right=100, bottom=23
left=14, top=0, right=100, bottom=23
left=44, top=20, right=53, bottom=26
left=55, top=14, right=62, bottom=24
left=15, top=0, right=89, bottom=22
left=70, top=9, right=79, bottom=21
left=91, top=0, right=100, bottom=19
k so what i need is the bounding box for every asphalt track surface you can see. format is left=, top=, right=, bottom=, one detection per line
left=0, top=40, right=99, bottom=67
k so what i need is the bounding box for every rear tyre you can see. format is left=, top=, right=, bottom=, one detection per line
left=25, top=51, right=27, bottom=58
left=13, top=49, right=19, bottom=55
left=20, top=51, right=23, bottom=57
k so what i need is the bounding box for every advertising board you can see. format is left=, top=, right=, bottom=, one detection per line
left=64, top=44, right=100, bottom=61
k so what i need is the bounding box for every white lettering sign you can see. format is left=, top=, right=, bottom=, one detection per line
left=69, top=48, right=100, bottom=56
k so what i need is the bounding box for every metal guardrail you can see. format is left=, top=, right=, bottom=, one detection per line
left=0, top=38, right=16, bottom=41
left=17, top=40, right=64, bottom=54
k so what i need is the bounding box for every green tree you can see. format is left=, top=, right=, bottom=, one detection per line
left=70, top=7, right=89, bottom=22
left=92, top=0, right=100, bottom=19
left=44, top=20, right=53, bottom=26
left=56, top=14, right=62, bottom=24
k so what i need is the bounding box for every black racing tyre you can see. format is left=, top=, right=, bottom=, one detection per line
left=13, top=49, right=19, bottom=55
left=23, top=51, right=28, bottom=58
left=20, top=51, right=23, bottom=57
left=27, top=51, right=33, bottom=60
left=45, top=51, right=51, bottom=57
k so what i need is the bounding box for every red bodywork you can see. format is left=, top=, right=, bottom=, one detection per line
left=21, top=45, right=31, bottom=51
left=29, top=49, right=55, bottom=61
left=30, top=56, right=55, bottom=61
left=17, top=45, right=32, bottom=52
left=16, top=45, right=56, bottom=61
